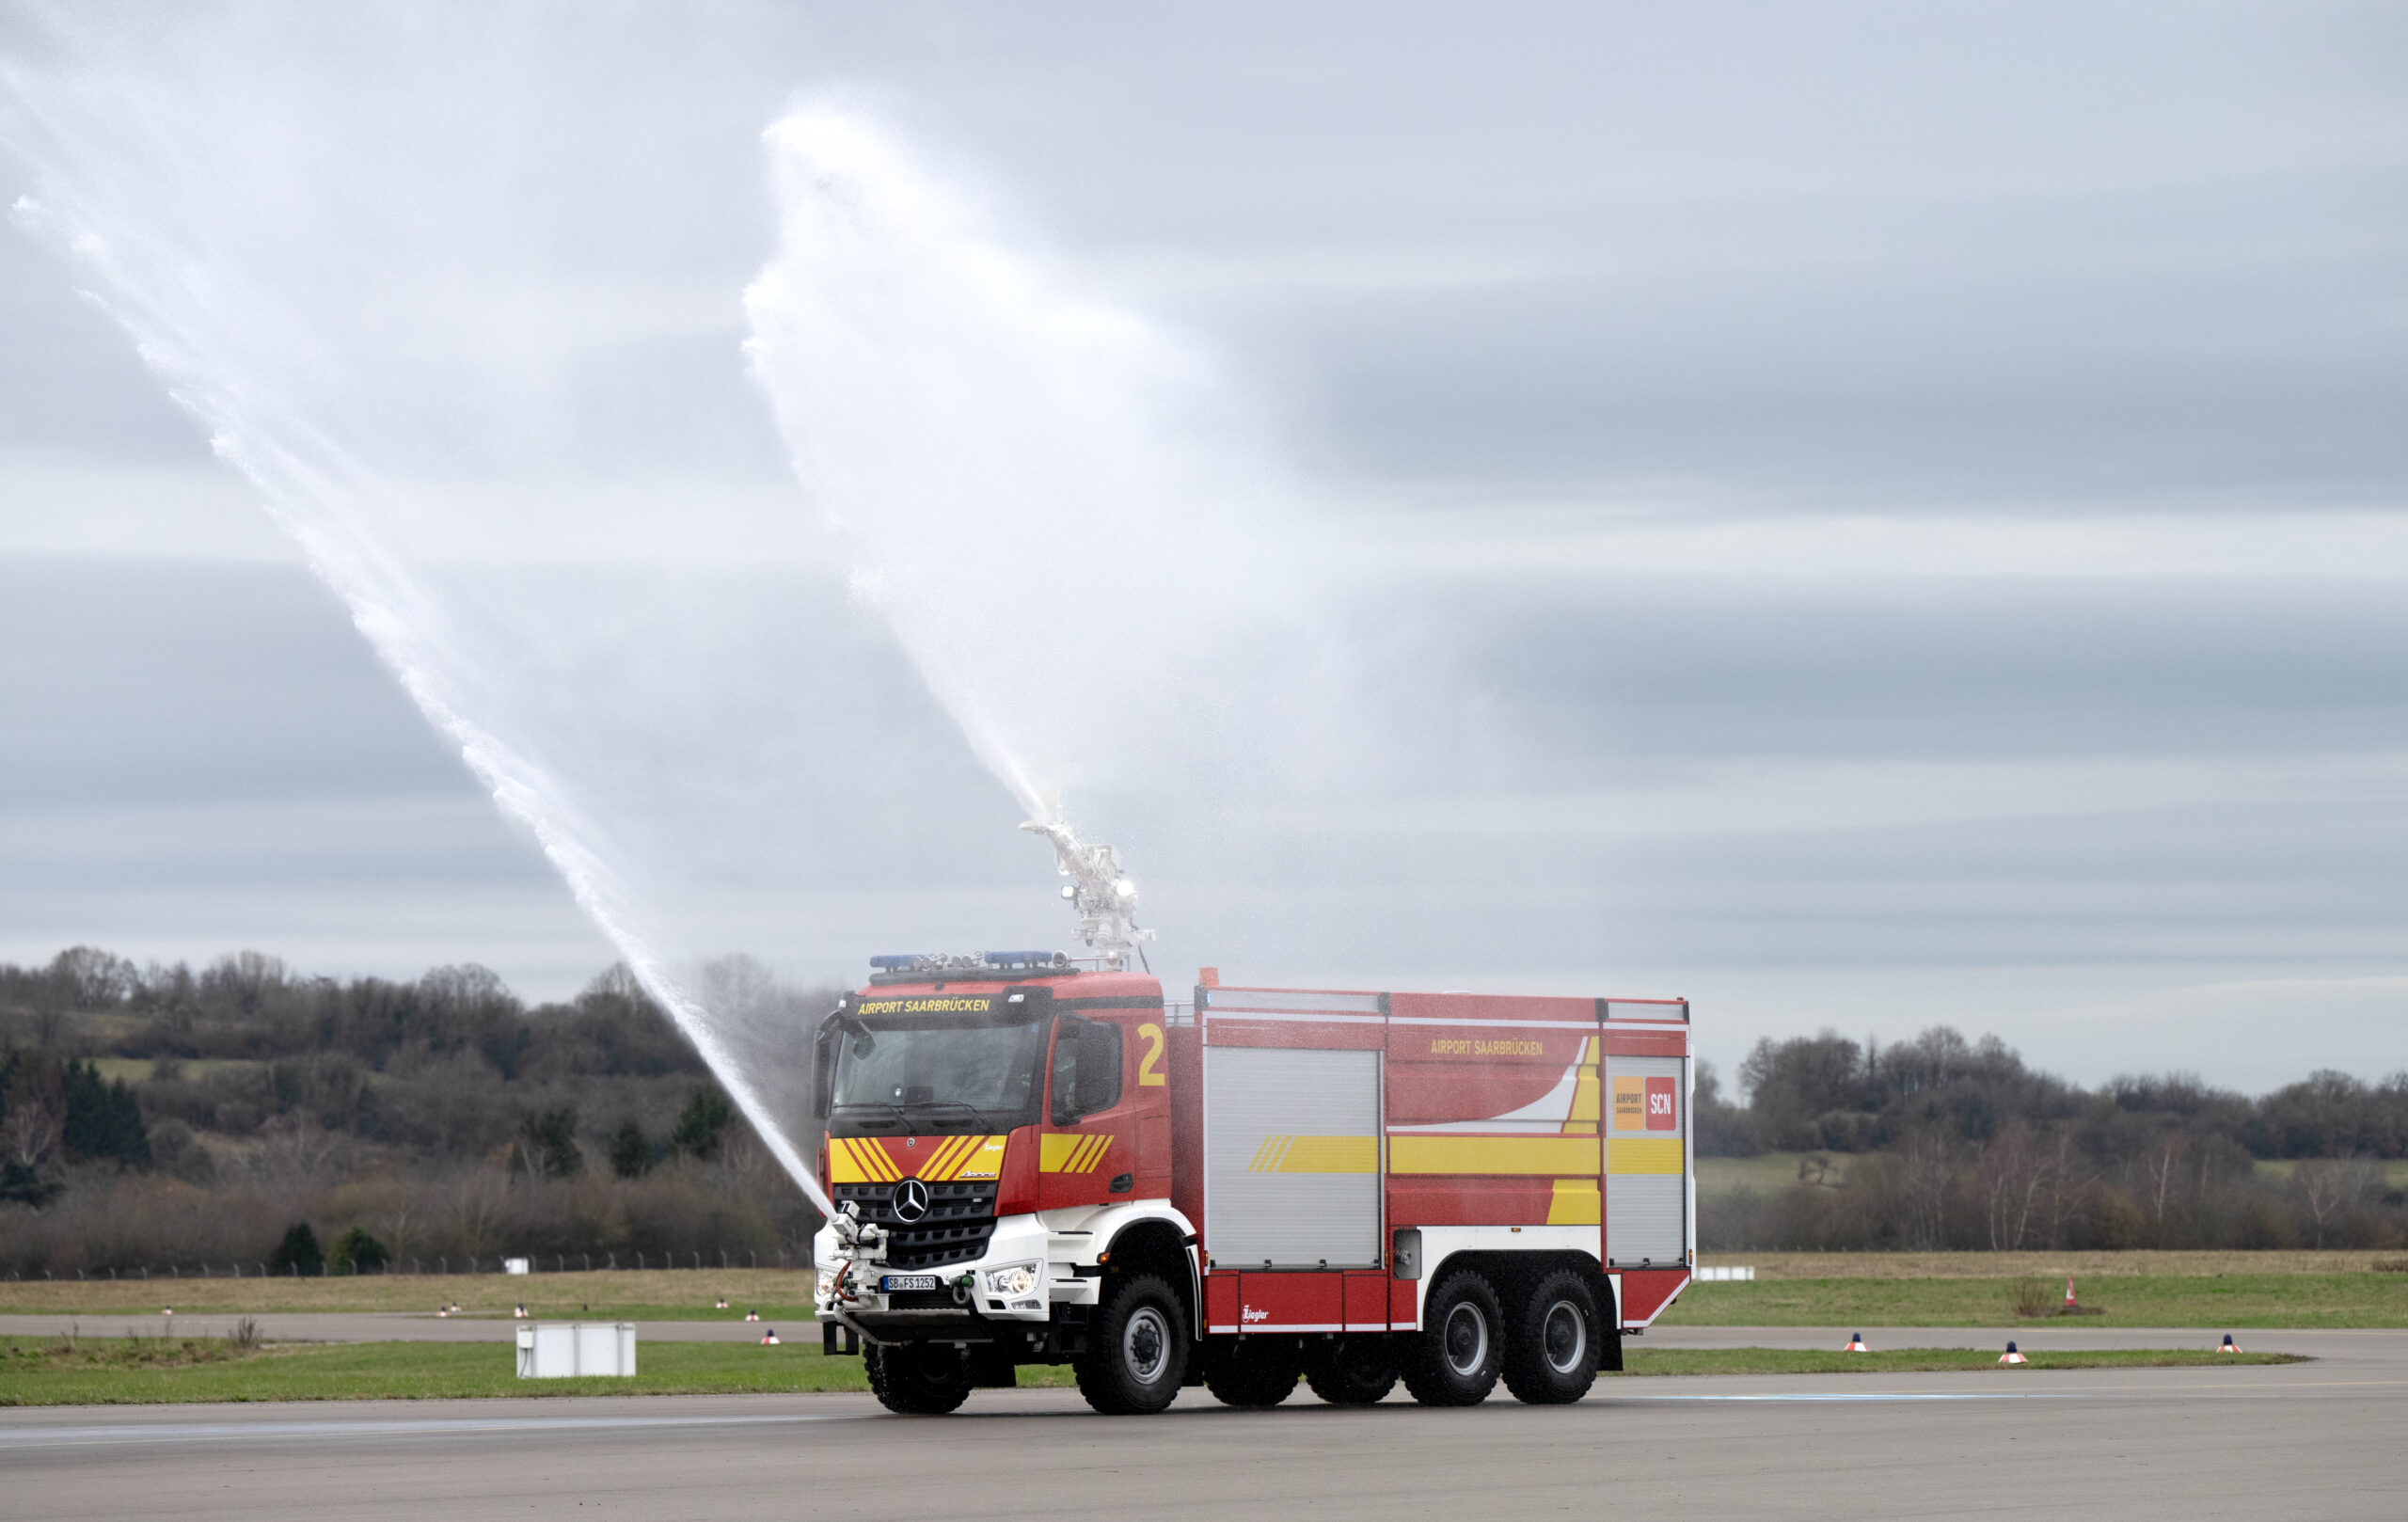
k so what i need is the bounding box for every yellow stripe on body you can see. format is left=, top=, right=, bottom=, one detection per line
left=1609, top=1137, right=1686, bottom=1175
left=1388, top=1134, right=1602, bottom=1176
left=1256, top=1135, right=1378, bottom=1173
left=1564, top=1042, right=1601, bottom=1134
left=1547, top=1179, right=1602, bottom=1225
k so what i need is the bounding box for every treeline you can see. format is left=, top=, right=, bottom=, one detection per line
left=1699, top=1027, right=2408, bottom=1252
left=0, top=946, right=838, bottom=1276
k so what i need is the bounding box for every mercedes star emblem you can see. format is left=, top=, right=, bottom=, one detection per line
left=892, top=1177, right=931, bottom=1224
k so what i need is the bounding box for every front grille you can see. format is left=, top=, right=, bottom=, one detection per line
left=834, top=1181, right=999, bottom=1270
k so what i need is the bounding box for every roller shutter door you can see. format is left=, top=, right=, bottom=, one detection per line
left=1204, top=1045, right=1382, bottom=1268
left=1606, top=1054, right=1687, bottom=1268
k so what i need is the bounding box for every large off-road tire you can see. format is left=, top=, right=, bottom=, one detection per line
left=1501, top=1269, right=1600, bottom=1404
left=1402, top=1267, right=1503, bottom=1406
left=1305, top=1338, right=1398, bottom=1406
left=864, top=1341, right=974, bottom=1415
left=1074, top=1274, right=1188, bottom=1415
left=1204, top=1337, right=1303, bottom=1408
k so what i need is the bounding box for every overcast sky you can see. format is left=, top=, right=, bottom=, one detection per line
left=1, top=2, right=2402, bottom=1091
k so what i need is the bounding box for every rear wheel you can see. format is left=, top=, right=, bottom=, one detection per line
left=864, top=1341, right=974, bottom=1415
left=1502, top=1270, right=1599, bottom=1404
left=1305, top=1338, right=1398, bottom=1406
left=1204, top=1337, right=1303, bottom=1407
left=1402, top=1268, right=1503, bottom=1406
left=1074, top=1274, right=1188, bottom=1415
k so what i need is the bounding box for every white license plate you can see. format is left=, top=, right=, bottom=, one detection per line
left=880, top=1274, right=939, bottom=1292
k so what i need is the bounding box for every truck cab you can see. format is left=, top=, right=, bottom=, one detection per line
left=812, top=953, right=1196, bottom=1409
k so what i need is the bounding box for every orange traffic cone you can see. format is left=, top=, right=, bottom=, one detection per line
left=716, top=1297, right=729, bottom=1310
left=1999, top=1340, right=2027, bottom=1365
left=1846, top=1333, right=1869, bottom=1353
left=746, top=1309, right=761, bottom=1323
left=514, top=1304, right=528, bottom=1319
left=2063, top=1277, right=2078, bottom=1312
left=2220, top=1334, right=2242, bottom=1355
left=760, top=1329, right=781, bottom=1345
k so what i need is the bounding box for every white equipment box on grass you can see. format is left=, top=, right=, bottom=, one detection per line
left=515, top=1323, right=636, bottom=1378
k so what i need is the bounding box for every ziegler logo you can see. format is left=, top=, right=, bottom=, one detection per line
left=1242, top=1305, right=1269, bottom=1323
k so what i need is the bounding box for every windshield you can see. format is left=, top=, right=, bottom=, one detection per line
left=828, top=1001, right=1047, bottom=1134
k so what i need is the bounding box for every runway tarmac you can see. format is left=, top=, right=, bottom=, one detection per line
left=6, top=1328, right=2402, bottom=1520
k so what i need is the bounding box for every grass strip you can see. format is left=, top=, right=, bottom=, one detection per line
left=0, top=1337, right=2296, bottom=1406
left=0, top=1268, right=816, bottom=1319
left=0, top=1335, right=1077, bottom=1404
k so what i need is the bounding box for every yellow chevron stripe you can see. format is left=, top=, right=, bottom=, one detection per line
left=1608, top=1138, right=1685, bottom=1175
left=1079, top=1134, right=1112, bottom=1172
left=872, top=1139, right=904, bottom=1181
left=921, top=1134, right=974, bottom=1181
left=1547, top=1178, right=1602, bottom=1225
left=1039, top=1134, right=1085, bottom=1173
left=1388, top=1134, right=1602, bottom=1176
left=1248, top=1134, right=1278, bottom=1172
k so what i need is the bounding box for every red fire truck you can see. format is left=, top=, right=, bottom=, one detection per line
left=813, top=953, right=1695, bottom=1415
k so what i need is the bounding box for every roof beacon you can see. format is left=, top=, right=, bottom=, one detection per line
left=1020, top=818, right=1155, bottom=971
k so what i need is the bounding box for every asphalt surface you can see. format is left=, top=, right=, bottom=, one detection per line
left=5, top=1327, right=2402, bottom=1520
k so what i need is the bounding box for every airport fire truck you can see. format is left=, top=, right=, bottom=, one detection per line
left=812, top=826, right=1695, bottom=1415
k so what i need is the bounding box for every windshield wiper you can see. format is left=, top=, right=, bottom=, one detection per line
left=908, top=1100, right=1006, bottom=1131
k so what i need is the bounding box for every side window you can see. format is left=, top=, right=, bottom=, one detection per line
left=1051, top=1017, right=1085, bottom=1125
left=1076, top=1021, right=1123, bottom=1116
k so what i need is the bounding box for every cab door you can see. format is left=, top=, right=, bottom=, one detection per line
left=1038, top=1013, right=1135, bottom=1212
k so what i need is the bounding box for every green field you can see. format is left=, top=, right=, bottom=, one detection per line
left=0, top=1268, right=816, bottom=1321
left=0, top=1336, right=2295, bottom=1406
left=1664, top=1273, right=2408, bottom=1328
left=1699, top=1152, right=2408, bottom=1198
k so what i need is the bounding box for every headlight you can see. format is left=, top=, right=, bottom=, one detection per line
left=983, top=1261, right=1041, bottom=1298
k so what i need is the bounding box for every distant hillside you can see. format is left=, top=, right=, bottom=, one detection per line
left=0, top=946, right=840, bottom=1277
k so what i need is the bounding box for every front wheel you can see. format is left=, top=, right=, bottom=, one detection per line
left=1074, top=1274, right=1189, bottom=1415
left=1402, top=1268, right=1503, bottom=1406
left=864, top=1341, right=974, bottom=1415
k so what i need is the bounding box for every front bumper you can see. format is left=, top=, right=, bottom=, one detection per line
left=816, top=1213, right=1101, bottom=1331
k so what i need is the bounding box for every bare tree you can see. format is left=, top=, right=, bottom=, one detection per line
left=2296, top=1161, right=2348, bottom=1247
left=2143, top=1134, right=2188, bottom=1228
left=4, top=1095, right=60, bottom=1168
left=452, top=1170, right=512, bottom=1259
left=1981, top=1125, right=2055, bottom=1251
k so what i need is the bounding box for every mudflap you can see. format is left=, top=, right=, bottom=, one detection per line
left=823, top=1322, right=863, bottom=1356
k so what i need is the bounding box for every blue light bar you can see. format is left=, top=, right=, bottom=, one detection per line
left=984, top=950, right=1065, bottom=967
left=868, top=955, right=931, bottom=970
